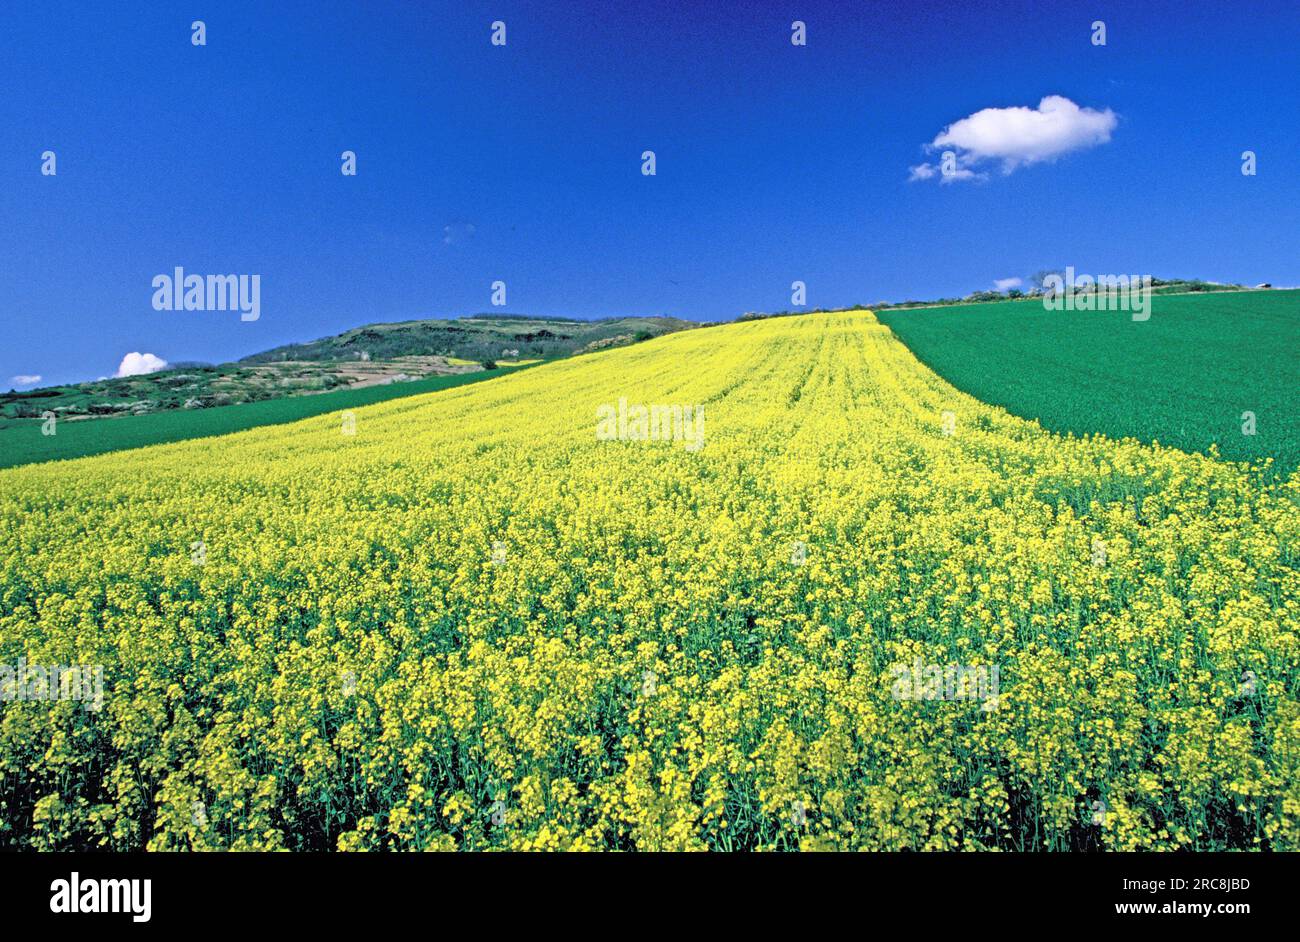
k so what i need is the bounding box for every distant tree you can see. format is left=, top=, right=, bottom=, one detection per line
left=1028, top=269, right=1064, bottom=294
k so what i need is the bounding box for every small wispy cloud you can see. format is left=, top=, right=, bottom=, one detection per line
left=910, top=95, right=1117, bottom=184
left=11, top=374, right=42, bottom=386
left=115, top=352, right=168, bottom=377
left=994, top=277, right=1023, bottom=291
left=442, top=221, right=476, bottom=245
left=908, top=155, right=986, bottom=185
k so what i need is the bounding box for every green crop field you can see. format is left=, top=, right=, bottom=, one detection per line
left=878, top=290, right=1300, bottom=475
left=0, top=367, right=522, bottom=470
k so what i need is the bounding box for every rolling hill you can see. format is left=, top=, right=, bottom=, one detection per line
left=240, top=313, right=697, bottom=365
left=877, top=289, right=1300, bottom=474
left=0, top=314, right=696, bottom=467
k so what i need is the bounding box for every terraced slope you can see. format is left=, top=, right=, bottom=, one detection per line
left=1, top=311, right=1296, bottom=851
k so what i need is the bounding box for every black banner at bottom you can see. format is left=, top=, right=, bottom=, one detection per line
left=0, top=851, right=1288, bottom=929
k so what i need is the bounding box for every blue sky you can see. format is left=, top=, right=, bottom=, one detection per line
left=2, top=0, right=1298, bottom=386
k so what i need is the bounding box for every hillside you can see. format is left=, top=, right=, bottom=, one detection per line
left=0, top=368, right=524, bottom=470
left=877, top=289, right=1300, bottom=474
left=3, top=311, right=1295, bottom=851
left=0, top=314, right=696, bottom=431
left=239, top=314, right=697, bottom=365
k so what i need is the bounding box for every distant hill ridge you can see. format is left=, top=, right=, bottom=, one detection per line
left=1, top=314, right=698, bottom=425
left=239, top=314, right=695, bottom=364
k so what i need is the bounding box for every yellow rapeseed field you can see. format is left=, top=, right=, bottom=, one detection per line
left=1, top=311, right=1297, bottom=850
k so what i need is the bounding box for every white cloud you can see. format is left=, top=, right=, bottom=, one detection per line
left=11, top=374, right=42, bottom=386
left=911, top=96, right=1117, bottom=182
left=994, top=277, right=1023, bottom=291
left=115, top=352, right=168, bottom=377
